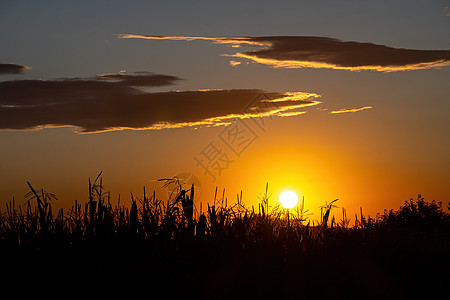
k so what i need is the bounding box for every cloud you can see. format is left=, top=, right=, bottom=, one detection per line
left=445, top=7, right=450, bottom=17
left=275, top=111, right=307, bottom=118
left=229, top=60, right=242, bottom=67
left=117, top=34, right=268, bottom=46
left=119, top=34, right=450, bottom=72
left=0, top=63, right=31, bottom=74
left=95, top=71, right=181, bottom=86
left=330, top=106, right=373, bottom=114
left=0, top=72, right=320, bottom=133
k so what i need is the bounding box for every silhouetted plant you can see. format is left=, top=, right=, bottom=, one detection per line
left=1, top=174, right=449, bottom=298
left=381, top=194, right=449, bottom=230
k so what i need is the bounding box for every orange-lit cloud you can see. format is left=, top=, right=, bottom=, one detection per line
left=119, top=34, right=450, bottom=72
left=330, top=106, right=373, bottom=114
left=229, top=60, right=242, bottom=67
left=117, top=34, right=269, bottom=46
left=0, top=63, right=30, bottom=74
left=0, top=72, right=320, bottom=133
left=260, top=92, right=321, bottom=103
left=229, top=53, right=450, bottom=72
left=275, top=111, right=307, bottom=117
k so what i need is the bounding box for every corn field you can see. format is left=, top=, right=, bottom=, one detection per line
left=1, top=173, right=449, bottom=299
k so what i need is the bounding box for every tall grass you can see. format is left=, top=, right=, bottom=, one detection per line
left=1, top=174, right=449, bottom=298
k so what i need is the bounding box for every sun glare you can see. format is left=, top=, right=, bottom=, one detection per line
left=279, top=190, right=298, bottom=209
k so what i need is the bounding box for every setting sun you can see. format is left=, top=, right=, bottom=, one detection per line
left=279, top=190, right=299, bottom=209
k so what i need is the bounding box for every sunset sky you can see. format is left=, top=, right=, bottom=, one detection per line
left=1, top=0, right=449, bottom=220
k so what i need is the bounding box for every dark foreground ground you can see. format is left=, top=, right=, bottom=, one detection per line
left=1, top=191, right=449, bottom=299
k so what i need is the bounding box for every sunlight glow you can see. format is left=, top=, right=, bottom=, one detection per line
left=279, top=190, right=299, bottom=209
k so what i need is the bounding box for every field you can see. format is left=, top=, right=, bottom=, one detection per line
left=1, top=174, right=449, bottom=299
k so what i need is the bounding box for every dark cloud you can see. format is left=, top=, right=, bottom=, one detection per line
left=96, top=71, right=179, bottom=86
left=235, top=36, right=450, bottom=71
left=0, top=63, right=30, bottom=74
left=0, top=72, right=320, bottom=133
left=119, top=35, right=450, bottom=71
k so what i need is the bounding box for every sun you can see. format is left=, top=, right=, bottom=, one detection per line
left=279, top=190, right=298, bottom=209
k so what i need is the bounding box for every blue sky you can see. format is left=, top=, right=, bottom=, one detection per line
left=2, top=0, right=449, bottom=80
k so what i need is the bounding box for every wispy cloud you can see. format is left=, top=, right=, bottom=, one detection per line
left=0, top=63, right=30, bottom=74
left=330, top=106, right=373, bottom=114
left=445, top=7, right=450, bottom=17
left=275, top=111, right=307, bottom=117
left=0, top=72, right=320, bottom=133
left=119, top=35, right=450, bottom=72
left=117, top=34, right=269, bottom=46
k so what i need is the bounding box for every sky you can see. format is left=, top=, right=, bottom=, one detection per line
left=1, top=0, right=449, bottom=220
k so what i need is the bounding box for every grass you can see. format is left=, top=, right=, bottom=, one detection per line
left=1, top=173, right=450, bottom=299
